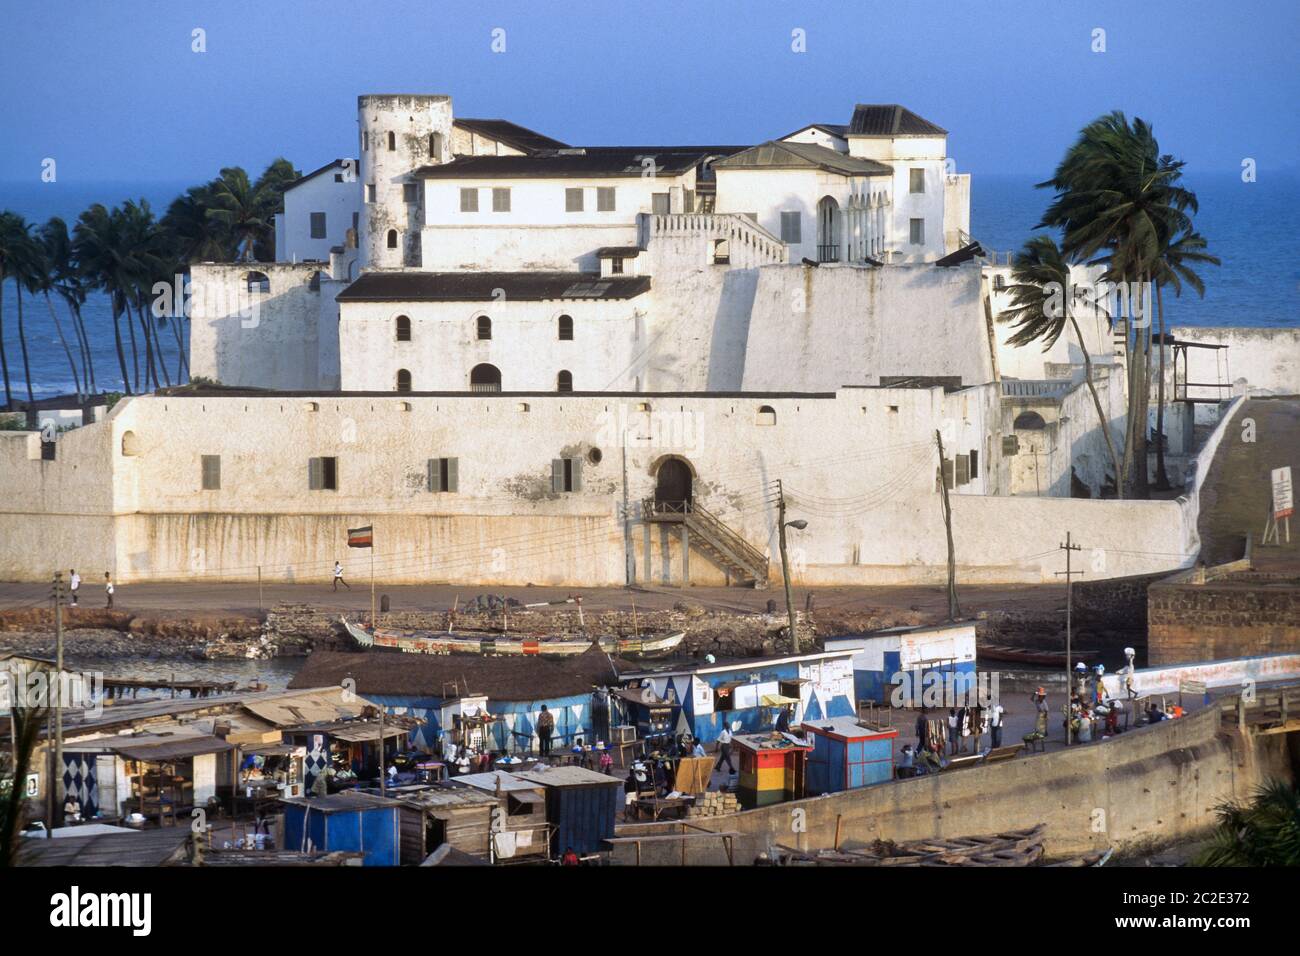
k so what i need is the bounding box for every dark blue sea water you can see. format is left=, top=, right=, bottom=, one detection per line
left=1, top=174, right=1297, bottom=399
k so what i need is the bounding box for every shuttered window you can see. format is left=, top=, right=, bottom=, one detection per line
left=309, top=456, right=338, bottom=491
left=956, top=454, right=970, bottom=486
left=597, top=187, right=616, bottom=211
left=201, top=455, right=221, bottom=490
left=309, top=212, right=327, bottom=239
left=909, top=218, right=925, bottom=245
left=492, top=187, right=511, bottom=212
left=551, top=457, right=583, bottom=493
left=565, top=188, right=584, bottom=212
left=651, top=193, right=670, bottom=215
left=909, top=168, right=925, bottom=193
left=459, top=188, right=478, bottom=212
left=969, top=449, right=979, bottom=479
left=780, top=211, right=801, bottom=243
left=427, top=457, right=459, bottom=493
left=1001, top=435, right=1019, bottom=456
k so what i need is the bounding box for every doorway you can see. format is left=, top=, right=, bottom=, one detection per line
left=654, top=457, right=693, bottom=510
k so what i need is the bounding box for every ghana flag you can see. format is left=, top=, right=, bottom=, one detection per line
left=347, top=525, right=373, bottom=548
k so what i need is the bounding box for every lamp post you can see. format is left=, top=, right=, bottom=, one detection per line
left=775, top=479, right=807, bottom=653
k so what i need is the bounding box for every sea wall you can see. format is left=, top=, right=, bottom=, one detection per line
left=609, top=693, right=1296, bottom=864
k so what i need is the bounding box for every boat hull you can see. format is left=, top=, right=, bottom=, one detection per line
left=341, top=617, right=683, bottom=659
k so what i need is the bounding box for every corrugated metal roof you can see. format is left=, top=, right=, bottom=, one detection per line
left=413, top=145, right=745, bottom=180
left=847, top=104, right=947, bottom=137
left=714, top=141, right=892, bottom=176
left=515, top=765, right=622, bottom=788
left=336, top=271, right=651, bottom=303
left=113, top=736, right=235, bottom=761
left=453, top=118, right=569, bottom=154
left=281, top=791, right=401, bottom=813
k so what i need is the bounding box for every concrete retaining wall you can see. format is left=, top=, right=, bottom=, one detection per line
left=610, top=695, right=1295, bottom=864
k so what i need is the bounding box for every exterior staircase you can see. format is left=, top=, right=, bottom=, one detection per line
left=642, top=498, right=770, bottom=587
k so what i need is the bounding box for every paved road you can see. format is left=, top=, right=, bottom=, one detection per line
left=0, top=578, right=1069, bottom=622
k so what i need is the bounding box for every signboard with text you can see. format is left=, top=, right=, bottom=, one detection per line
left=1273, top=466, right=1293, bottom=519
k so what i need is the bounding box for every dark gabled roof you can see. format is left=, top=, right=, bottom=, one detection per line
left=286, top=158, right=356, bottom=191
left=594, top=246, right=644, bottom=258
left=453, top=118, right=569, bottom=154
left=848, top=105, right=947, bottom=137
left=713, top=141, right=892, bottom=176
left=413, top=145, right=746, bottom=180
left=779, top=122, right=849, bottom=141
left=336, top=271, right=651, bottom=303
left=287, top=646, right=621, bottom=702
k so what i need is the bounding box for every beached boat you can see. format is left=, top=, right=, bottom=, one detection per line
left=341, top=617, right=684, bottom=659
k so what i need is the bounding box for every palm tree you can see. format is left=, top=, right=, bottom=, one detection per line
left=1, top=702, right=46, bottom=866
left=1037, top=112, right=1199, bottom=498
left=1001, top=235, right=1123, bottom=495
left=0, top=211, right=26, bottom=408
left=1197, top=780, right=1300, bottom=867
left=2, top=217, right=44, bottom=407
left=29, top=229, right=84, bottom=400
left=1151, top=230, right=1219, bottom=488
left=118, top=200, right=167, bottom=390
left=39, top=217, right=97, bottom=396
left=160, top=181, right=234, bottom=263
left=73, top=204, right=134, bottom=393
left=207, top=167, right=273, bottom=262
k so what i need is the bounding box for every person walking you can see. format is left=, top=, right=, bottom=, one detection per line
left=1032, top=688, right=1049, bottom=738
left=536, top=704, right=555, bottom=756
left=332, top=560, right=351, bottom=591
left=715, top=725, right=736, bottom=775
left=988, top=702, right=1005, bottom=748
left=104, top=572, right=114, bottom=608
left=68, top=569, right=80, bottom=607
left=947, top=708, right=959, bottom=755
left=914, top=706, right=928, bottom=749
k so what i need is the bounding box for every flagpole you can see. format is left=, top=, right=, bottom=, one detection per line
left=370, top=519, right=376, bottom=627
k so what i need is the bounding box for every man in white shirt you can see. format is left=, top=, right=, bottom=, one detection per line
left=68, top=569, right=80, bottom=607
left=332, top=560, right=351, bottom=591
left=714, top=726, right=735, bottom=774
left=988, top=703, right=1005, bottom=748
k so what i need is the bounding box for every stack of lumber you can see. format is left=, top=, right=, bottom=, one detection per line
left=688, top=791, right=740, bottom=818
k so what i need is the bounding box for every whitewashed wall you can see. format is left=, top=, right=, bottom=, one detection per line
left=281, top=167, right=361, bottom=263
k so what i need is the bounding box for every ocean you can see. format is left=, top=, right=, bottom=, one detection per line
left=1, top=173, right=1296, bottom=399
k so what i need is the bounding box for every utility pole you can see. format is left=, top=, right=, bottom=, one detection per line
left=51, top=571, right=65, bottom=827
left=1056, top=532, right=1084, bottom=746
left=935, top=431, right=960, bottom=621
left=774, top=480, right=800, bottom=654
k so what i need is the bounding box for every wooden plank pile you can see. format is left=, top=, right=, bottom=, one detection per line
left=771, top=824, right=1048, bottom=866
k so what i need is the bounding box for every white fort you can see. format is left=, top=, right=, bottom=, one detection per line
left=3, top=93, right=1278, bottom=587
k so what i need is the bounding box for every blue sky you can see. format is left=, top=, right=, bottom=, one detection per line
left=1, top=0, right=1296, bottom=186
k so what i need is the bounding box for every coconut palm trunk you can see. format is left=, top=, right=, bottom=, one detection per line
left=1069, top=313, right=1122, bottom=493
left=15, top=282, right=35, bottom=406
left=1154, top=282, right=1172, bottom=489
left=110, top=302, right=132, bottom=394
left=0, top=280, right=12, bottom=408
left=44, top=292, right=83, bottom=399
left=70, top=300, right=96, bottom=394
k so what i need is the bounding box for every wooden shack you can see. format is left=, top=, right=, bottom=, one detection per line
left=280, top=791, right=403, bottom=866
left=451, top=770, right=551, bottom=862
left=801, top=716, right=897, bottom=793
left=515, top=765, right=621, bottom=857
left=733, top=732, right=812, bottom=809
left=390, top=784, right=497, bottom=864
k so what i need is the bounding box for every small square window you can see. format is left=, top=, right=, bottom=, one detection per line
left=565, top=188, right=584, bottom=212
left=651, top=192, right=670, bottom=215
left=309, top=212, right=327, bottom=239
left=610, top=258, right=624, bottom=274
left=492, top=187, right=511, bottom=212
left=201, top=455, right=221, bottom=490
left=909, top=218, right=925, bottom=245
left=596, top=187, right=615, bottom=212
left=309, top=456, right=339, bottom=491
left=427, top=457, right=459, bottom=493
left=460, top=188, right=479, bottom=212
left=910, top=168, right=925, bottom=193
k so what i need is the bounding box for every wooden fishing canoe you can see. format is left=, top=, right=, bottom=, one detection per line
left=341, top=617, right=683, bottom=659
